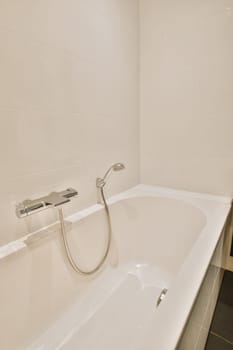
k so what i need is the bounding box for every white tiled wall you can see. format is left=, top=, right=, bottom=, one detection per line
left=140, top=0, right=233, bottom=196
left=2, top=0, right=233, bottom=244
left=0, top=0, right=140, bottom=246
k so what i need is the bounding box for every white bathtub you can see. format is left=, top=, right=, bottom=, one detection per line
left=0, top=185, right=231, bottom=350
left=22, top=184, right=231, bottom=350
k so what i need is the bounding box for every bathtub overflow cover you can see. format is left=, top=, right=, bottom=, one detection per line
left=156, top=288, right=168, bottom=307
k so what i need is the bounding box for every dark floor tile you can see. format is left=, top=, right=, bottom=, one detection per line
left=211, top=301, right=233, bottom=342
left=218, top=271, right=233, bottom=307
left=205, top=333, right=233, bottom=350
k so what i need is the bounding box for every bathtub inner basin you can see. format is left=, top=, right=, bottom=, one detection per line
left=25, top=191, right=209, bottom=350
left=27, top=263, right=171, bottom=350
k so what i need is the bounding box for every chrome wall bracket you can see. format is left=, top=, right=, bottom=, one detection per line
left=16, top=188, right=78, bottom=218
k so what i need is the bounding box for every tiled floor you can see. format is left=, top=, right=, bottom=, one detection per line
left=205, top=271, right=233, bottom=350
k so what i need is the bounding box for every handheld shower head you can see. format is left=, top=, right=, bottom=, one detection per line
left=112, top=163, right=125, bottom=172
left=96, top=163, right=126, bottom=188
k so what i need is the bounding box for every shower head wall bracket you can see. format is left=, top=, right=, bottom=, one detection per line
left=96, top=163, right=125, bottom=189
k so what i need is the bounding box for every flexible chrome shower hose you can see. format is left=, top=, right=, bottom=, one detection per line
left=58, top=187, right=112, bottom=275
